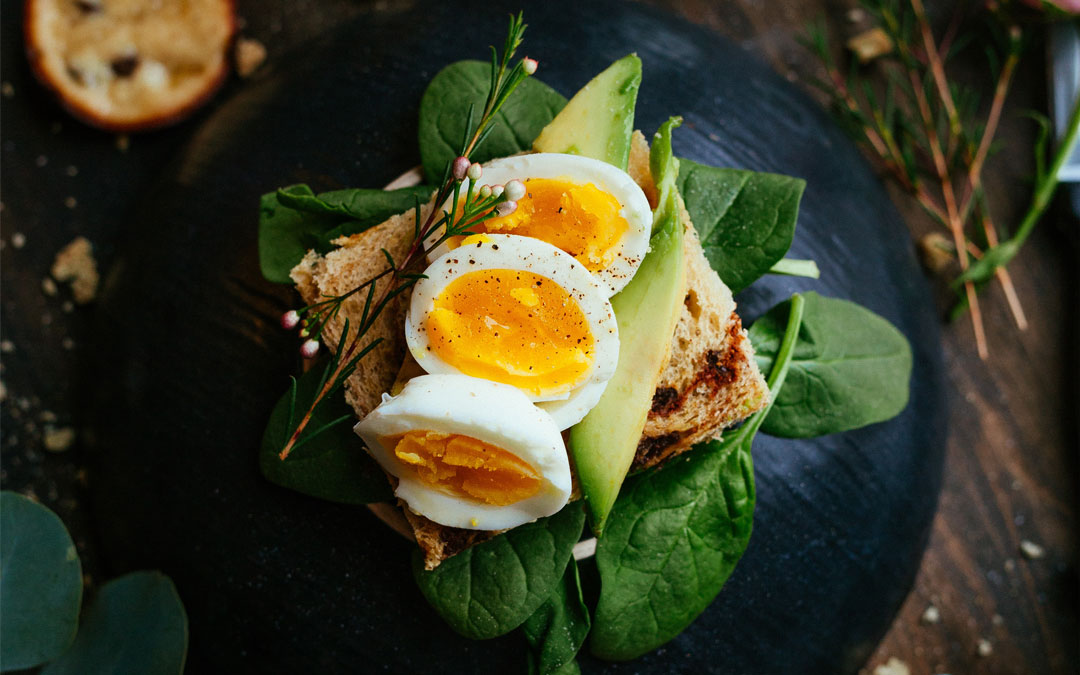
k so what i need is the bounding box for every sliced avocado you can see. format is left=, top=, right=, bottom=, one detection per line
left=568, top=117, right=687, bottom=534
left=532, top=54, right=642, bottom=170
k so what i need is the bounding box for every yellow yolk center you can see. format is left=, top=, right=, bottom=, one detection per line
left=425, top=269, right=595, bottom=397
left=387, top=430, right=542, bottom=506
left=452, top=178, right=628, bottom=272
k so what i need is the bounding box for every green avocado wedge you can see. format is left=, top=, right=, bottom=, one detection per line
left=568, top=117, right=687, bottom=535
left=532, top=54, right=642, bottom=170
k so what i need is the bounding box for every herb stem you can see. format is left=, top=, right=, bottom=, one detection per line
left=768, top=258, right=821, bottom=279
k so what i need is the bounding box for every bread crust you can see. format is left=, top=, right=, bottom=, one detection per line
left=24, top=0, right=235, bottom=132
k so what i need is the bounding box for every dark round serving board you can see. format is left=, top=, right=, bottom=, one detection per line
left=89, top=1, right=946, bottom=673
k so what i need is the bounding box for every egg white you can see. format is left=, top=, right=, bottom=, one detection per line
left=427, top=153, right=652, bottom=297
left=406, top=233, right=619, bottom=429
left=354, top=374, right=572, bottom=531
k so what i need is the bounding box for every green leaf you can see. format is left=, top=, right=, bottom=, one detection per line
left=748, top=291, right=912, bottom=438
left=591, top=295, right=805, bottom=661
left=258, top=184, right=432, bottom=284
left=413, top=502, right=585, bottom=640
left=676, top=159, right=806, bottom=293
left=522, top=559, right=590, bottom=675
left=953, top=240, right=1019, bottom=286
left=260, top=363, right=392, bottom=504
left=0, top=492, right=82, bottom=671
left=42, top=572, right=187, bottom=675
left=418, top=60, right=567, bottom=183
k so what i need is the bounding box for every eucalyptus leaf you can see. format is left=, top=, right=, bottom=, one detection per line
left=418, top=60, right=567, bottom=184
left=258, top=184, right=432, bottom=284
left=0, top=492, right=82, bottom=671
left=591, top=295, right=805, bottom=662
left=522, top=559, right=590, bottom=675
left=260, top=363, right=392, bottom=504
left=413, top=502, right=585, bottom=640
left=42, top=572, right=187, bottom=675
left=676, top=159, right=806, bottom=293
left=748, top=291, right=912, bottom=438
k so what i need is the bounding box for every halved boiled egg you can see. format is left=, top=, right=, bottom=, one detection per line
left=406, top=233, right=618, bottom=430
left=355, top=374, right=572, bottom=531
left=428, top=153, right=652, bottom=297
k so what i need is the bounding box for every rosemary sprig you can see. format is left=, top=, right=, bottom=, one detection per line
left=804, top=1, right=1079, bottom=359
left=276, top=13, right=536, bottom=461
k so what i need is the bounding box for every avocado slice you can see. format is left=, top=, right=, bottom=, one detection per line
left=532, top=54, right=642, bottom=170
left=568, top=117, right=687, bottom=534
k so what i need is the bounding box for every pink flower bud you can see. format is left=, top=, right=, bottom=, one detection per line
left=467, top=162, right=483, bottom=181
left=495, top=200, right=517, bottom=217
left=523, top=57, right=538, bottom=75
left=452, top=156, right=470, bottom=181
left=281, top=310, right=301, bottom=330
left=504, top=180, right=526, bottom=202
left=300, top=339, right=320, bottom=359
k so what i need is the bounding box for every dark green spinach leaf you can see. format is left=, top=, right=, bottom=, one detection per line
left=413, top=502, right=585, bottom=640
left=42, top=572, right=187, bottom=675
left=522, top=559, right=590, bottom=675
left=749, top=291, right=912, bottom=438
left=260, top=363, right=392, bottom=504
left=0, top=492, right=82, bottom=671
left=676, top=159, right=805, bottom=293
left=591, top=295, right=805, bottom=661
left=418, top=60, right=567, bottom=184
left=258, top=184, right=432, bottom=284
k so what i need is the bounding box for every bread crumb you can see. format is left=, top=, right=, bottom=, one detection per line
left=66, top=165, right=79, bottom=177
left=116, top=135, right=130, bottom=152
left=36, top=154, right=49, bottom=168
left=976, top=638, right=993, bottom=657
left=872, top=657, right=910, bottom=675
left=39, top=410, right=58, bottom=423
left=1, top=82, right=13, bottom=98
left=1019, top=539, right=1045, bottom=559
left=11, top=232, right=26, bottom=249
left=43, top=427, right=76, bottom=453
left=0, top=380, right=6, bottom=403
left=0, top=340, right=14, bottom=353
left=235, top=37, right=267, bottom=77
left=847, top=7, right=866, bottom=23
left=61, top=301, right=75, bottom=313
left=918, top=233, right=953, bottom=274
left=847, top=27, right=893, bottom=63
left=42, top=277, right=58, bottom=296
left=64, top=196, right=78, bottom=209
left=992, top=613, right=1004, bottom=626
left=920, top=605, right=941, bottom=624
left=51, top=237, right=99, bottom=304
left=62, top=337, right=75, bottom=350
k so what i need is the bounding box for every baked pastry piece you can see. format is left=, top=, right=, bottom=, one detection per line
left=290, top=132, right=768, bottom=569
left=24, top=0, right=235, bottom=131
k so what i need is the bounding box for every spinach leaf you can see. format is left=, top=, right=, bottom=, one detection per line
left=0, top=492, right=82, bottom=671
left=42, top=572, right=187, bottom=675
left=522, top=559, right=590, bottom=675
left=418, top=60, right=567, bottom=184
left=260, top=362, right=392, bottom=504
left=413, top=502, right=585, bottom=640
left=676, top=159, right=805, bottom=293
left=748, top=291, right=912, bottom=438
left=591, top=295, right=805, bottom=661
left=258, top=184, right=432, bottom=284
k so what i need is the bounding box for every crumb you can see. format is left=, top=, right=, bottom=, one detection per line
left=75, top=468, right=88, bottom=485
left=872, top=657, right=910, bottom=675
left=51, top=236, right=99, bottom=304
left=41, top=313, right=52, bottom=326
left=61, top=301, right=74, bottom=313
left=43, top=426, right=76, bottom=453
left=918, top=233, right=953, bottom=274
left=36, top=154, right=49, bottom=168
left=61, top=337, right=75, bottom=350
left=11, top=232, right=26, bottom=249
left=42, top=277, right=58, bottom=296
left=1004, top=558, right=1016, bottom=572
left=1, top=81, right=13, bottom=98
left=0, top=340, right=14, bottom=353
left=976, top=638, right=993, bottom=657
left=921, top=605, right=941, bottom=624
left=847, top=27, right=893, bottom=63
left=847, top=7, right=866, bottom=23
left=116, top=135, right=130, bottom=152
left=64, top=196, right=77, bottom=209
left=0, top=380, right=6, bottom=403
left=235, top=37, right=267, bottom=77
left=992, top=613, right=1004, bottom=626
left=39, top=410, right=57, bottom=423
left=1020, top=540, right=1045, bottom=559
left=66, top=165, right=79, bottom=177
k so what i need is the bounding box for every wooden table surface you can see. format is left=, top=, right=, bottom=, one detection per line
left=1, top=1, right=1075, bottom=674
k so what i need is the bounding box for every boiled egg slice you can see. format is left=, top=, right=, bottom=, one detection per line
left=355, top=374, right=572, bottom=531
left=405, top=233, right=619, bottom=430
left=428, top=153, right=652, bottom=297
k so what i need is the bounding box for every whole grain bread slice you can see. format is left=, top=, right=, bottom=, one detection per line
left=291, top=133, right=767, bottom=569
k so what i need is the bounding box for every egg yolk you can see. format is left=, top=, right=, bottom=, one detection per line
left=451, top=178, right=628, bottom=272
left=425, top=269, right=594, bottom=397
left=386, top=430, right=542, bottom=506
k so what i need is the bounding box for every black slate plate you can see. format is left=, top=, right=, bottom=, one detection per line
left=89, top=1, right=946, bottom=673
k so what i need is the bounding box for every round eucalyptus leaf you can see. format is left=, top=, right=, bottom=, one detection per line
left=0, top=491, right=82, bottom=671
left=42, top=572, right=188, bottom=675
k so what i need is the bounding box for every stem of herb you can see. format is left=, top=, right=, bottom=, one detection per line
left=768, top=258, right=821, bottom=279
